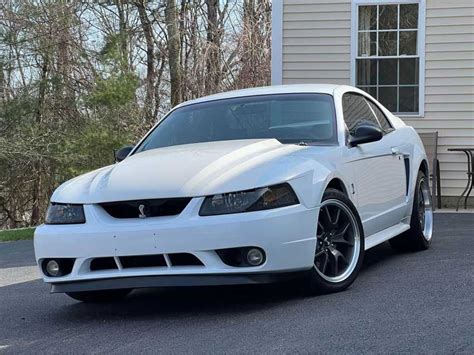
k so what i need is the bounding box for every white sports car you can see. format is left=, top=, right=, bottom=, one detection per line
left=34, top=84, right=433, bottom=302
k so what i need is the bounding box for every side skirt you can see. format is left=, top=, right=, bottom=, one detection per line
left=364, top=223, right=411, bottom=250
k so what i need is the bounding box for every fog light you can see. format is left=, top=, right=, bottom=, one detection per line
left=46, top=260, right=60, bottom=277
left=246, top=248, right=264, bottom=266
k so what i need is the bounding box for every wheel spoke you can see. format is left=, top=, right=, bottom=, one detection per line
left=332, top=235, right=354, bottom=246
left=315, top=249, right=325, bottom=258
left=331, top=223, right=354, bottom=246
left=324, top=206, right=333, bottom=224
left=328, top=249, right=338, bottom=275
left=418, top=185, right=425, bottom=229
left=334, top=208, right=341, bottom=225
left=321, top=252, right=329, bottom=274
left=317, top=221, right=325, bottom=238
left=328, top=246, right=348, bottom=276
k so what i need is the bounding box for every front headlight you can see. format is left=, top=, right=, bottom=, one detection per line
left=45, top=203, right=86, bottom=224
left=199, top=183, right=299, bottom=216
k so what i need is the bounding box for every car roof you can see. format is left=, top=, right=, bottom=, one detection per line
left=176, top=84, right=342, bottom=108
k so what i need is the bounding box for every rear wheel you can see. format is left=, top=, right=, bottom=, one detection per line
left=390, top=170, right=433, bottom=251
left=66, top=289, right=132, bottom=303
left=306, top=188, right=364, bottom=294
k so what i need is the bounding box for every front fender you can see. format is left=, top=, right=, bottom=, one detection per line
left=287, top=161, right=348, bottom=209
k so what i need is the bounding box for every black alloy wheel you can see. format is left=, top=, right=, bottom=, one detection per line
left=306, top=188, right=364, bottom=294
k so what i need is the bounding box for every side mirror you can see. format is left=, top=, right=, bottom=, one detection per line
left=349, top=124, right=383, bottom=147
left=114, top=145, right=134, bottom=163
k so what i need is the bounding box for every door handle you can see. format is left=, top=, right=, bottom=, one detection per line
left=391, top=147, right=401, bottom=156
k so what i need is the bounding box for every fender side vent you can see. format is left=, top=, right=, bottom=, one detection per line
left=404, top=157, right=410, bottom=196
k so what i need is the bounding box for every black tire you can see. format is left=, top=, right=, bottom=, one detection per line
left=389, top=171, right=433, bottom=252
left=306, top=188, right=365, bottom=295
left=66, top=288, right=132, bottom=303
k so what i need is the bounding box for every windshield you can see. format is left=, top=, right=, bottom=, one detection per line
left=136, top=93, right=337, bottom=153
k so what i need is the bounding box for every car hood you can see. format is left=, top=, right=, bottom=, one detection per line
left=52, top=139, right=334, bottom=204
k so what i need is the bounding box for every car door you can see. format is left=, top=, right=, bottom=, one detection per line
left=342, top=92, right=407, bottom=237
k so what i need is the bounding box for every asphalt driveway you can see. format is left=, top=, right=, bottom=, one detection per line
left=0, top=213, right=473, bottom=354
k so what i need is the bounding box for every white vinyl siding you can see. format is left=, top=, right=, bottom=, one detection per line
left=282, top=0, right=352, bottom=85
left=278, top=0, right=474, bottom=198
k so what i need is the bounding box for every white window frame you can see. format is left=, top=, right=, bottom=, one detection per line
left=350, top=0, right=426, bottom=117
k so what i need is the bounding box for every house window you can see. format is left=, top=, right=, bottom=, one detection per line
left=355, top=2, right=421, bottom=115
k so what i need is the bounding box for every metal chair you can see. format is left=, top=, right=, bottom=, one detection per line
left=419, top=132, right=442, bottom=210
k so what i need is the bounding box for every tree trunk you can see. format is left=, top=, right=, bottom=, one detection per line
left=205, top=0, right=220, bottom=94
left=56, top=1, right=78, bottom=120
left=30, top=58, right=49, bottom=226
left=165, top=0, right=182, bottom=107
left=0, top=59, right=5, bottom=104
left=115, top=0, right=129, bottom=72
left=136, top=1, right=156, bottom=120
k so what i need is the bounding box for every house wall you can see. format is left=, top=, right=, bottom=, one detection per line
left=282, top=0, right=352, bottom=85
left=278, top=0, right=474, bottom=198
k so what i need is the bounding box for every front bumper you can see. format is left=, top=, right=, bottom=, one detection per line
left=34, top=198, right=319, bottom=290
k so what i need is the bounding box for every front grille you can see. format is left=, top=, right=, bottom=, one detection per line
left=100, top=198, right=191, bottom=219
left=88, top=253, right=204, bottom=272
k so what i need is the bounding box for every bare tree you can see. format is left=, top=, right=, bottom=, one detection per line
left=0, top=0, right=272, bottom=229
left=237, top=0, right=271, bottom=88
left=135, top=0, right=156, bottom=119
left=165, top=0, right=182, bottom=107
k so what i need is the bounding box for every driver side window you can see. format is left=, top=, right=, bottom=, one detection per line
left=342, top=93, right=381, bottom=134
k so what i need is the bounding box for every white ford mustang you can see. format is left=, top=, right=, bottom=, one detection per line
left=34, top=84, right=433, bottom=302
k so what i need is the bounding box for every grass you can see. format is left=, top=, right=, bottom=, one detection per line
left=0, top=227, right=35, bottom=242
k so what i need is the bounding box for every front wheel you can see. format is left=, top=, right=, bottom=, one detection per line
left=306, top=188, right=365, bottom=294
left=66, top=288, right=132, bottom=303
